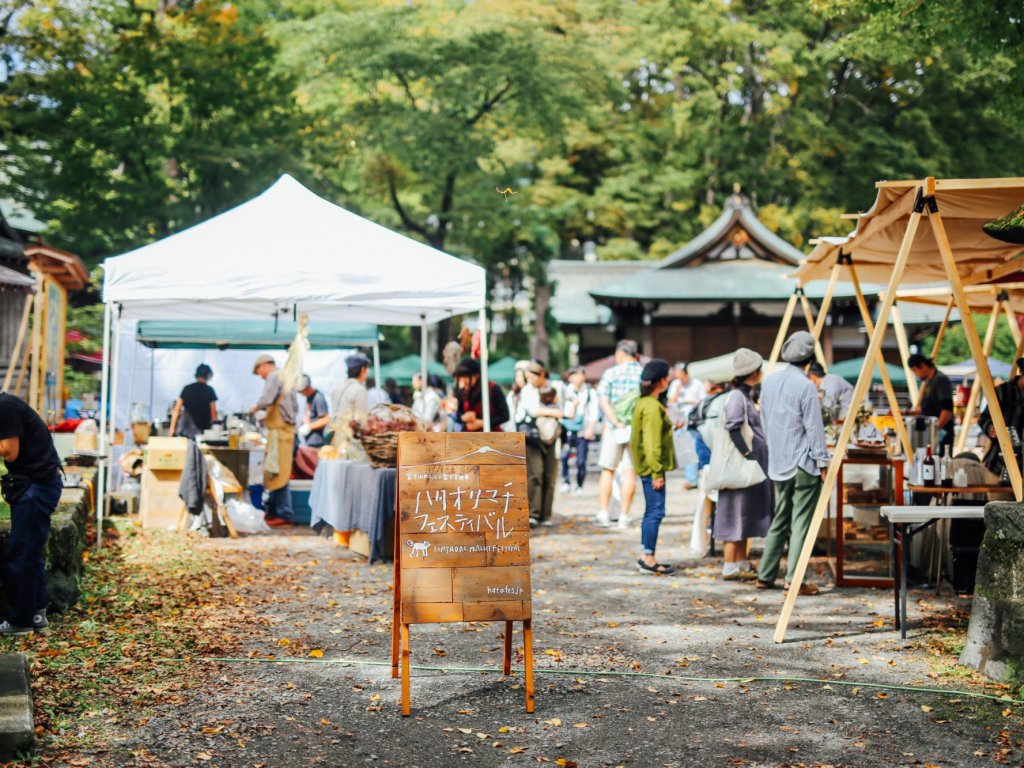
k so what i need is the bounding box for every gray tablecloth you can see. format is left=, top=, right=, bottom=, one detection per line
left=310, top=459, right=396, bottom=562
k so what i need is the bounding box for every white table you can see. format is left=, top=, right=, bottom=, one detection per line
left=881, top=505, right=985, bottom=638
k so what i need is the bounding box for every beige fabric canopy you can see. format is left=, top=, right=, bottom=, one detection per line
left=794, top=179, right=1024, bottom=284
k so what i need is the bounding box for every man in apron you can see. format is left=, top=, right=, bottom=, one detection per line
left=250, top=354, right=297, bottom=527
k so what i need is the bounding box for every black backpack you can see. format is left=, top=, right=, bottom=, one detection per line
left=687, top=391, right=726, bottom=431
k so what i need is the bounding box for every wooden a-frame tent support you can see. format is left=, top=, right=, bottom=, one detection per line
left=774, top=177, right=1024, bottom=643
left=768, top=260, right=915, bottom=460
left=890, top=282, right=1024, bottom=451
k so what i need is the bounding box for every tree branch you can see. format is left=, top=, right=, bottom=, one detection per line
left=386, top=169, right=430, bottom=240
left=465, top=79, right=514, bottom=126
left=392, top=68, right=418, bottom=106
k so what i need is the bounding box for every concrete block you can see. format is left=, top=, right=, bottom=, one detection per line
left=0, top=654, right=33, bottom=761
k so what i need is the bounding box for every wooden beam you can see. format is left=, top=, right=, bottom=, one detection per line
left=876, top=177, right=1024, bottom=191
left=930, top=297, right=955, bottom=361
left=812, top=265, right=841, bottom=344
left=1004, top=303, right=1022, bottom=348
left=963, top=253, right=1024, bottom=286
left=930, top=211, right=1023, bottom=500
left=955, top=297, right=1003, bottom=454
left=1012, top=332, right=1024, bottom=377
left=847, top=264, right=915, bottom=460
left=1, top=293, right=33, bottom=392
left=890, top=303, right=919, bottom=403
left=798, top=292, right=828, bottom=369
left=767, top=291, right=799, bottom=373
left=774, top=205, right=925, bottom=644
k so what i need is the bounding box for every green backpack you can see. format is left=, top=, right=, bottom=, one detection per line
left=612, top=388, right=640, bottom=424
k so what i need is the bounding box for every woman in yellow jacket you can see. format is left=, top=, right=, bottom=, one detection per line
left=630, top=359, right=676, bottom=575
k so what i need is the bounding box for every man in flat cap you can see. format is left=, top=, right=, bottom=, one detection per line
left=251, top=354, right=297, bottom=527
left=329, top=353, right=371, bottom=459
left=757, top=331, right=830, bottom=594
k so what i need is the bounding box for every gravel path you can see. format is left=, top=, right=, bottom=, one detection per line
left=98, top=474, right=1022, bottom=767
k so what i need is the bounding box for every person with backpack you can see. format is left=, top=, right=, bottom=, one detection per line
left=596, top=340, right=643, bottom=528
left=668, top=362, right=706, bottom=489
left=560, top=366, right=597, bottom=495
left=514, top=362, right=563, bottom=527
left=630, top=359, right=677, bottom=575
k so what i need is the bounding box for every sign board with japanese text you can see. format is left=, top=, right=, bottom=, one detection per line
left=391, top=432, right=534, bottom=714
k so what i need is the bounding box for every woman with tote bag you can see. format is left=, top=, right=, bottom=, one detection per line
left=708, top=348, right=773, bottom=581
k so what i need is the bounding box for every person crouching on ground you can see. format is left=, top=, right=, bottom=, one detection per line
left=757, top=331, right=830, bottom=594
left=629, top=359, right=676, bottom=575
left=716, top=349, right=772, bottom=581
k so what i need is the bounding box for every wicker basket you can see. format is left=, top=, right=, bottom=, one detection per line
left=352, top=404, right=423, bottom=468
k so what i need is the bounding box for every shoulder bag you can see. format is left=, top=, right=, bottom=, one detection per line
left=704, top=391, right=767, bottom=491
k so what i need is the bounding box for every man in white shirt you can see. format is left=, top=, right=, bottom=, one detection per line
left=366, top=377, right=389, bottom=408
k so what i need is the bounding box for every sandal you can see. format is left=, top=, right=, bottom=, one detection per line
left=755, top=579, right=778, bottom=590
left=636, top=559, right=676, bottom=576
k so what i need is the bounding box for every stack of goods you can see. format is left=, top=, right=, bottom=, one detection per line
left=350, top=404, right=424, bottom=468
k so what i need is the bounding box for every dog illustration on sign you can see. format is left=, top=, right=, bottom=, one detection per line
left=407, top=540, right=431, bottom=558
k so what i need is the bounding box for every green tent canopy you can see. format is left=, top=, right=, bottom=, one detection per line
left=377, top=354, right=449, bottom=385
left=486, top=356, right=519, bottom=386
left=829, top=356, right=908, bottom=386
left=136, top=319, right=378, bottom=349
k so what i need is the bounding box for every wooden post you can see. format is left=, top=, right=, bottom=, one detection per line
left=955, top=297, right=1002, bottom=454
left=503, top=621, right=513, bottom=676
left=929, top=210, right=1022, bottom=500
left=400, top=623, right=411, bottom=716
left=798, top=291, right=828, bottom=368
left=1, top=293, right=32, bottom=392
left=1004, top=303, right=1023, bottom=349
left=391, top=501, right=402, bottom=680
left=889, top=303, right=919, bottom=404
left=523, top=619, right=535, bottom=714
left=930, top=297, right=955, bottom=359
left=847, top=265, right=915, bottom=460
left=1012, top=331, right=1024, bottom=377
left=773, top=204, right=924, bottom=643
left=768, top=291, right=800, bottom=372
left=812, top=264, right=842, bottom=359
left=28, top=282, right=43, bottom=411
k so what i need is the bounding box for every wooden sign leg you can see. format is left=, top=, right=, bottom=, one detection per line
left=522, top=619, right=535, bottom=714
left=400, top=623, right=411, bottom=716
left=391, top=502, right=401, bottom=679
left=503, top=620, right=513, bottom=676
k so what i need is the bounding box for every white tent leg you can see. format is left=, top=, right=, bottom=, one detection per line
left=373, top=341, right=382, bottom=392
left=420, top=317, right=428, bottom=406
left=104, top=306, right=122, bottom=528
left=480, top=308, right=491, bottom=432
left=96, top=302, right=112, bottom=549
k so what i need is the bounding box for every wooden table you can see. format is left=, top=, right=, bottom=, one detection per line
left=880, top=505, right=986, bottom=638
left=906, top=484, right=1008, bottom=495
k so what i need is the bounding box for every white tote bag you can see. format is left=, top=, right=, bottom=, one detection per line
left=704, top=391, right=767, bottom=492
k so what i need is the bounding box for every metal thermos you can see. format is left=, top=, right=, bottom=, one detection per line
left=904, top=416, right=938, bottom=454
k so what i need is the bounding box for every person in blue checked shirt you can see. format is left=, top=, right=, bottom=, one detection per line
left=596, top=339, right=643, bottom=529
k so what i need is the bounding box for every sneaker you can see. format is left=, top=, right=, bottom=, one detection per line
left=616, top=515, right=632, bottom=530
left=540, top=519, right=554, bottom=528
left=574, top=487, right=584, bottom=497
left=595, top=511, right=610, bottom=528
left=32, top=610, right=48, bottom=631
left=529, top=518, right=539, bottom=529
left=560, top=482, right=571, bottom=494
left=0, top=621, right=32, bottom=637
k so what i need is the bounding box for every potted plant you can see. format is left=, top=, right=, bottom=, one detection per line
left=983, top=203, right=1024, bottom=245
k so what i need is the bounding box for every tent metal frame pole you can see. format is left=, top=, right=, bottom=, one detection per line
left=96, top=301, right=113, bottom=549
left=774, top=200, right=925, bottom=644
left=929, top=209, right=1022, bottom=500
left=373, top=340, right=382, bottom=392
left=889, top=303, right=919, bottom=404
left=846, top=263, right=914, bottom=460
left=767, top=290, right=800, bottom=372
left=420, top=317, right=428, bottom=416
left=955, top=296, right=1003, bottom=454
left=104, top=306, right=123, bottom=536
left=479, top=308, right=491, bottom=432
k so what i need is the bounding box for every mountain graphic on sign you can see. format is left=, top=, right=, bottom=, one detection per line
left=409, top=444, right=526, bottom=467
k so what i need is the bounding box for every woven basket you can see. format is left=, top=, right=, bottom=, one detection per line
left=352, top=404, right=423, bottom=468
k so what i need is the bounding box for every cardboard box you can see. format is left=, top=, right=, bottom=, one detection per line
left=140, top=467, right=186, bottom=529
left=145, top=436, right=189, bottom=471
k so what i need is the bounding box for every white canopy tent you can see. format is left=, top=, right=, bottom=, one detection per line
left=98, top=174, right=490, bottom=542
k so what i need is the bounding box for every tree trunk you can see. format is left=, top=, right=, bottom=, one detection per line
left=530, top=283, right=551, bottom=365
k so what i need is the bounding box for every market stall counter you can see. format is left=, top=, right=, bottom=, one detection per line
left=310, top=459, right=395, bottom=563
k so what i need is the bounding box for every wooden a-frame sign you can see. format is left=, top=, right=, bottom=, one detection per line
left=390, top=432, right=535, bottom=716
